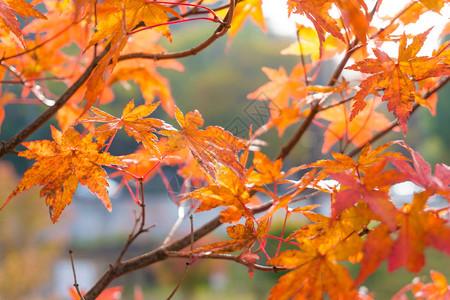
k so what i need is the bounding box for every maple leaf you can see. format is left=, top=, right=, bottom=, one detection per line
left=247, top=64, right=308, bottom=109
left=317, top=98, right=395, bottom=153
left=83, top=0, right=181, bottom=113
left=309, top=141, right=408, bottom=180
left=346, top=29, right=450, bottom=134
left=288, top=205, right=368, bottom=258
left=108, top=67, right=176, bottom=116
left=268, top=237, right=359, bottom=300
left=265, top=103, right=310, bottom=136
left=2, top=126, right=125, bottom=223
left=160, top=107, right=246, bottom=180
left=81, top=100, right=171, bottom=157
left=388, top=191, right=450, bottom=273
left=335, top=0, right=369, bottom=45
left=0, top=0, right=46, bottom=47
left=222, top=0, right=266, bottom=40
left=248, top=151, right=302, bottom=186
left=330, top=160, right=406, bottom=231
left=281, top=24, right=346, bottom=61
left=356, top=191, right=450, bottom=284
left=388, top=142, right=450, bottom=200
left=182, top=168, right=252, bottom=223
left=188, top=218, right=268, bottom=253
left=287, top=0, right=345, bottom=55
left=257, top=169, right=317, bottom=221
left=411, top=270, right=450, bottom=299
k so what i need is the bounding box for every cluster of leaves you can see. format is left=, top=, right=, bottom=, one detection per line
left=0, top=0, right=449, bottom=299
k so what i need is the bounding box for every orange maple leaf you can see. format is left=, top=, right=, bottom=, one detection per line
left=388, top=142, right=450, bottom=200
left=248, top=151, right=303, bottom=186
left=2, top=126, right=125, bottom=223
left=187, top=218, right=268, bottom=253
left=247, top=64, right=308, bottom=109
left=83, top=0, right=181, bottom=113
left=309, top=141, right=408, bottom=179
left=160, top=107, right=247, bottom=180
left=82, top=100, right=171, bottom=157
left=109, top=67, right=176, bottom=116
left=329, top=160, right=406, bottom=231
left=287, top=0, right=345, bottom=55
left=346, top=29, right=450, bottom=134
left=288, top=205, right=367, bottom=257
left=268, top=237, right=359, bottom=300
left=0, top=0, right=46, bottom=47
left=281, top=24, right=346, bottom=61
left=356, top=191, right=450, bottom=285
left=221, top=0, right=266, bottom=41
left=182, top=167, right=252, bottom=223
left=317, top=98, right=395, bottom=153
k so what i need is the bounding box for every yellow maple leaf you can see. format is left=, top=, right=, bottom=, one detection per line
left=2, top=126, right=125, bottom=222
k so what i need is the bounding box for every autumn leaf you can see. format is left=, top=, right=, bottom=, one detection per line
left=257, top=169, right=317, bottom=221
left=388, top=191, right=450, bottom=272
left=335, top=0, right=369, bottom=45
left=108, top=66, right=176, bottom=116
left=281, top=24, right=346, bottom=61
left=247, top=64, right=308, bottom=109
left=81, top=100, right=171, bottom=157
left=309, top=141, right=408, bottom=179
left=188, top=218, right=268, bottom=253
left=268, top=237, right=359, bottom=300
left=287, top=0, right=345, bottom=55
left=86, top=0, right=181, bottom=50
left=346, top=29, right=450, bottom=133
left=330, top=160, right=406, bottom=231
left=388, top=142, right=450, bottom=200
left=182, top=168, right=252, bottom=223
left=355, top=224, right=393, bottom=286
left=317, top=98, right=395, bottom=153
left=2, top=126, right=125, bottom=223
left=356, top=191, right=450, bottom=283
left=248, top=151, right=303, bottom=186
left=288, top=205, right=367, bottom=258
left=0, top=0, right=46, bottom=47
left=83, top=0, right=181, bottom=113
left=160, top=107, right=247, bottom=180
left=222, top=0, right=265, bottom=40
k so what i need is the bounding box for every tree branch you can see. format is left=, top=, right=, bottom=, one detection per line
left=0, top=45, right=110, bottom=158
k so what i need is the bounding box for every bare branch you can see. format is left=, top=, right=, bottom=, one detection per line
left=69, top=250, right=86, bottom=300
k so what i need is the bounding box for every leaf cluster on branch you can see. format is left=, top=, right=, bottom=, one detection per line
left=0, top=0, right=449, bottom=299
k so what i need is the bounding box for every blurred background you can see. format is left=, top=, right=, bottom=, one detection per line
left=0, top=0, right=449, bottom=299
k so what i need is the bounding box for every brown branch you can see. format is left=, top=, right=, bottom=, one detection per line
left=0, top=45, right=110, bottom=158
left=83, top=200, right=274, bottom=299
left=1, top=23, right=75, bottom=62
left=0, top=0, right=236, bottom=158
left=69, top=250, right=86, bottom=300
left=118, top=0, right=236, bottom=63
left=166, top=252, right=287, bottom=273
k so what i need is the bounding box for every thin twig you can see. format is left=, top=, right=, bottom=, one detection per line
left=166, top=215, right=195, bottom=300
left=166, top=251, right=287, bottom=273
left=69, top=250, right=86, bottom=300
left=0, top=62, right=55, bottom=106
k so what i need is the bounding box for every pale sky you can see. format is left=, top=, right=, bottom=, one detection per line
left=261, top=0, right=449, bottom=56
